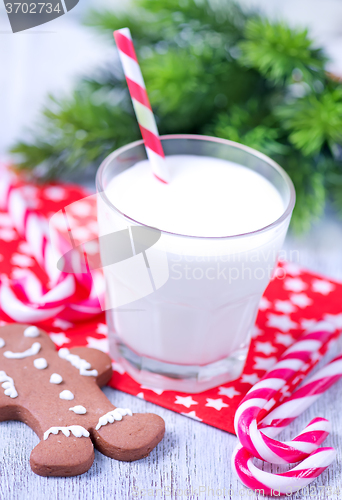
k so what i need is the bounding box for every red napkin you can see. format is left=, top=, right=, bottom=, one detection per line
left=0, top=182, right=341, bottom=434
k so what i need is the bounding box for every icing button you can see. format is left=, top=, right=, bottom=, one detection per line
left=59, top=390, right=74, bottom=401
left=33, top=358, right=48, bottom=370
left=50, top=373, right=63, bottom=384
left=24, top=326, right=40, bottom=338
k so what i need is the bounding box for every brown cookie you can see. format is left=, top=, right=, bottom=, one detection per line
left=0, top=324, right=165, bottom=476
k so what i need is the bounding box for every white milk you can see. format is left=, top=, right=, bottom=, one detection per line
left=98, top=154, right=289, bottom=391
left=106, top=155, right=284, bottom=237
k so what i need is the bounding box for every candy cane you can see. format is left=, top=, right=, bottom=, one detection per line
left=260, top=352, right=342, bottom=435
left=0, top=167, right=102, bottom=322
left=232, top=444, right=336, bottom=496
left=113, top=28, right=170, bottom=184
left=234, top=329, right=335, bottom=464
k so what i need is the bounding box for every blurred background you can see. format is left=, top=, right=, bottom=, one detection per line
left=1, top=0, right=342, bottom=277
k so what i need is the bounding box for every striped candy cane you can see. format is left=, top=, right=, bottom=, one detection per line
left=234, top=329, right=335, bottom=464
left=0, top=167, right=102, bottom=323
left=113, top=28, right=170, bottom=184
left=260, top=352, right=342, bottom=435
left=232, top=444, right=336, bottom=496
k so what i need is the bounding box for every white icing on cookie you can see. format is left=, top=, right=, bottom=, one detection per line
left=58, top=348, right=98, bottom=377
left=33, top=358, right=48, bottom=370
left=59, top=390, right=74, bottom=400
left=43, top=425, right=89, bottom=440
left=50, top=373, right=63, bottom=384
left=24, top=326, right=40, bottom=338
left=0, top=338, right=5, bottom=348
left=0, top=371, right=18, bottom=398
left=4, top=342, right=41, bottom=359
left=69, top=405, right=87, bottom=415
left=95, top=408, right=132, bottom=430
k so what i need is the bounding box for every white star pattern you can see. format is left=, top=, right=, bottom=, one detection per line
left=86, top=337, right=109, bottom=353
left=181, top=411, right=203, bottom=421
left=49, top=212, right=68, bottom=231
left=253, top=356, right=278, bottom=371
left=254, top=341, right=277, bottom=355
left=136, top=392, right=144, bottom=399
left=283, top=262, right=301, bottom=276
left=275, top=333, right=294, bottom=347
left=301, top=318, right=317, bottom=330
left=300, top=319, right=335, bottom=333
left=112, top=362, right=125, bottom=374
left=69, top=200, right=93, bottom=217
left=274, top=300, right=296, bottom=314
left=21, top=185, right=39, bottom=198
left=311, top=279, right=335, bottom=295
left=141, top=385, right=164, bottom=395
left=218, top=386, right=241, bottom=398
left=50, top=332, right=71, bottom=346
left=174, top=396, right=198, bottom=408
left=241, top=373, right=260, bottom=385
left=323, top=313, right=342, bottom=330
left=44, top=186, right=66, bottom=201
left=252, top=325, right=263, bottom=338
left=0, top=228, right=17, bottom=241
left=71, top=226, right=92, bottom=241
left=284, top=278, right=307, bottom=293
left=290, top=293, right=312, bottom=308
left=267, top=313, right=298, bottom=332
left=205, top=398, right=229, bottom=411
left=52, top=318, right=73, bottom=330
left=96, top=323, right=108, bottom=335
left=259, top=297, right=271, bottom=311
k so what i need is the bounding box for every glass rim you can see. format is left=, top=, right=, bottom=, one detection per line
left=96, top=134, right=296, bottom=240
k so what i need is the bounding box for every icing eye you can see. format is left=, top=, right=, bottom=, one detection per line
left=24, top=326, right=40, bottom=338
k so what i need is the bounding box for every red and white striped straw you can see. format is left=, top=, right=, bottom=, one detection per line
left=113, top=28, right=170, bottom=184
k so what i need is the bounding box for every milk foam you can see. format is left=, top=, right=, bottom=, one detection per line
left=105, top=155, right=285, bottom=237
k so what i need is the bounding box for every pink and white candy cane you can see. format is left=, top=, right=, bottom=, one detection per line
left=234, top=329, right=335, bottom=464
left=260, top=352, right=342, bottom=435
left=0, top=167, right=102, bottom=323
left=232, top=443, right=336, bottom=496
left=113, top=28, right=170, bottom=184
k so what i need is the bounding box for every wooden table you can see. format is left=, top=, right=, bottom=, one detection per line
left=1, top=216, right=342, bottom=500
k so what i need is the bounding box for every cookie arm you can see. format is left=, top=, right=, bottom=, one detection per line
left=67, top=347, right=113, bottom=386
left=91, top=412, right=165, bottom=462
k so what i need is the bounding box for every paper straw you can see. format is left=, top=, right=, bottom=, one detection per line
left=113, top=28, right=170, bottom=184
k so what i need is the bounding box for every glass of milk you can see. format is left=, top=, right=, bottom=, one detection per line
left=96, top=135, right=295, bottom=393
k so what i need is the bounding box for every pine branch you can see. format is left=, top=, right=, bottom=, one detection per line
left=238, top=18, right=327, bottom=85
left=276, top=86, right=342, bottom=156
left=8, top=0, right=342, bottom=232
left=10, top=75, right=140, bottom=179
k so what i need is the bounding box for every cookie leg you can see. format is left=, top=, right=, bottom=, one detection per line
left=92, top=412, right=165, bottom=462
left=30, top=434, right=95, bottom=477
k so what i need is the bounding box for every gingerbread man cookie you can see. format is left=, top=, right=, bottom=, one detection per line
left=0, top=324, right=165, bottom=476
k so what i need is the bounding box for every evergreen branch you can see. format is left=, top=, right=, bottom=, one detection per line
left=276, top=87, right=342, bottom=156
left=238, top=18, right=327, bottom=85
left=8, top=0, right=342, bottom=231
